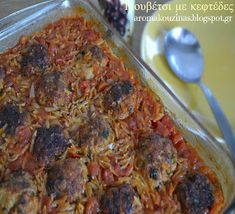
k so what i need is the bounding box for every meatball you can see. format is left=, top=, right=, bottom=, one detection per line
left=78, top=115, right=114, bottom=153
left=0, top=104, right=22, bottom=135
left=21, top=43, right=49, bottom=75
left=32, top=126, right=69, bottom=165
left=0, top=170, right=38, bottom=213
left=176, top=173, right=214, bottom=214
left=103, top=80, right=136, bottom=119
left=135, top=134, right=177, bottom=190
left=104, top=80, right=133, bottom=109
left=35, top=71, right=69, bottom=107
left=90, top=45, right=104, bottom=61
left=77, top=45, right=104, bottom=62
left=46, top=158, right=87, bottom=202
left=100, top=184, right=143, bottom=214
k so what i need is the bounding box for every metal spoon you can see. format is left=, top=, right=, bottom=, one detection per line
left=164, top=27, right=235, bottom=158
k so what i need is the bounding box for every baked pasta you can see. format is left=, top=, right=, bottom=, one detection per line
left=0, top=14, right=224, bottom=214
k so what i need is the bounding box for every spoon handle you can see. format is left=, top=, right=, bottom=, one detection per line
left=198, top=81, right=235, bottom=158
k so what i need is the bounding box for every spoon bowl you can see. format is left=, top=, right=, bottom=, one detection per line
left=164, top=27, right=204, bottom=83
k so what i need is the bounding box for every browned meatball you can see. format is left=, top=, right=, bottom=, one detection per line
left=32, top=126, right=69, bottom=165
left=21, top=43, right=49, bottom=75
left=46, top=158, right=87, bottom=202
left=90, top=45, right=104, bottom=61
left=35, top=71, right=70, bottom=107
left=103, top=80, right=136, bottom=119
left=100, top=184, right=143, bottom=214
left=135, top=134, right=177, bottom=190
left=104, top=80, right=133, bottom=109
left=176, top=173, right=214, bottom=214
left=0, top=104, right=23, bottom=135
left=77, top=45, right=104, bottom=62
left=77, top=115, right=114, bottom=154
left=0, top=170, right=39, bottom=213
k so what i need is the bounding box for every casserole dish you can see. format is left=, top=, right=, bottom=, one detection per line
left=0, top=0, right=234, bottom=213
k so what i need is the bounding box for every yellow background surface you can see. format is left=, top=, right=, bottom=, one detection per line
left=141, top=0, right=235, bottom=138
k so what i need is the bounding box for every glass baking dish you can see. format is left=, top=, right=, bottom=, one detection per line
left=0, top=0, right=234, bottom=212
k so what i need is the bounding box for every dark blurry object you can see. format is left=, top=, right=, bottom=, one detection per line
left=99, top=0, right=128, bottom=36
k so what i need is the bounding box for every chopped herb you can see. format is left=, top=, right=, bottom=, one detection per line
left=149, top=168, right=158, bottom=180
left=101, top=129, right=109, bottom=139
